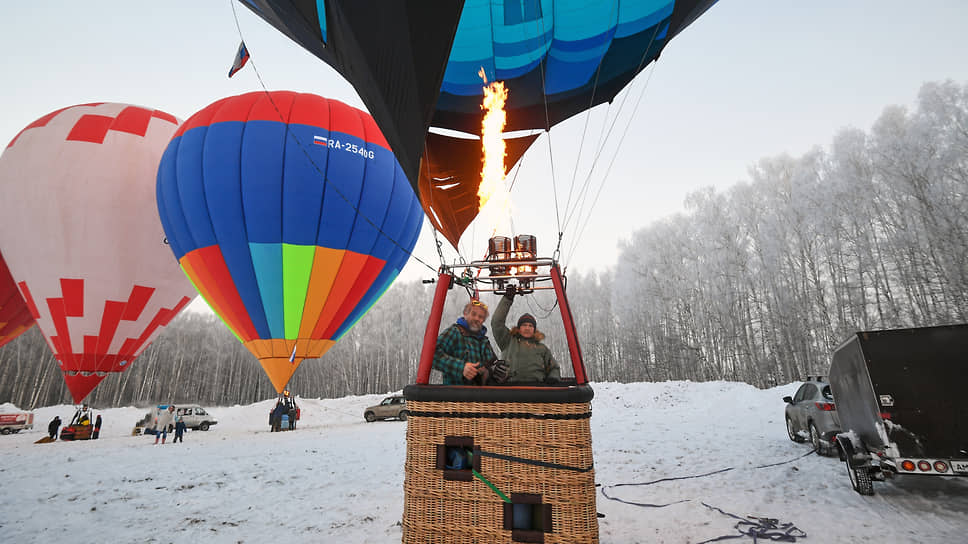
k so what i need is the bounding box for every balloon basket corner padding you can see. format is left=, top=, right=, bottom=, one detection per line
left=401, top=384, right=599, bottom=544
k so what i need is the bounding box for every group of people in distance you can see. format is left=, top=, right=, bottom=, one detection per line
left=152, top=405, right=186, bottom=444
left=270, top=390, right=298, bottom=432
left=433, top=284, right=561, bottom=386
left=46, top=403, right=103, bottom=441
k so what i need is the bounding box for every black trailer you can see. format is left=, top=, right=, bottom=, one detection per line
left=828, top=324, right=968, bottom=495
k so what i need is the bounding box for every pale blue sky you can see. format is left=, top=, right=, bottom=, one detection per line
left=2, top=1, right=966, bottom=284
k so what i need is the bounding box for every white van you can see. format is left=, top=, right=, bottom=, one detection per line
left=173, top=405, right=218, bottom=431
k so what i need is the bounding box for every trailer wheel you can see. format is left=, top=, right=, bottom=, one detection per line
left=847, top=462, right=874, bottom=495
left=785, top=416, right=804, bottom=443
left=839, top=442, right=874, bottom=495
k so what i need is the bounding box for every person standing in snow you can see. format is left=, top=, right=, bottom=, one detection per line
left=48, top=415, right=61, bottom=440
left=270, top=400, right=287, bottom=432
left=491, top=285, right=560, bottom=384
left=432, top=298, right=498, bottom=385
left=283, top=391, right=298, bottom=430
left=153, top=405, right=175, bottom=444
left=173, top=413, right=186, bottom=443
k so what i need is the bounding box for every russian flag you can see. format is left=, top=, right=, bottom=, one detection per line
left=227, top=42, right=250, bottom=78
left=313, top=136, right=327, bottom=146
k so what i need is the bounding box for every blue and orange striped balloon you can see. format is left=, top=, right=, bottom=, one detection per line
left=156, top=91, right=423, bottom=391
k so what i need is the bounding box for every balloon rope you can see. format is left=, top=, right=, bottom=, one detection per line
left=561, top=20, right=665, bottom=267
left=560, top=2, right=618, bottom=231
left=472, top=469, right=511, bottom=503
left=535, top=10, right=562, bottom=252
left=568, top=62, right=659, bottom=263
left=228, top=0, right=437, bottom=275
left=467, top=450, right=511, bottom=503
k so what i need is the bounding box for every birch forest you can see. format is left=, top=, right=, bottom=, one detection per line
left=1, top=80, right=965, bottom=409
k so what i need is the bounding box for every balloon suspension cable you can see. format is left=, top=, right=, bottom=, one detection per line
left=561, top=21, right=665, bottom=268
left=526, top=290, right=559, bottom=321
left=504, top=150, right=526, bottom=192
left=431, top=228, right=447, bottom=269
left=552, top=231, right=563, bottom=263
left=228, top=0, right=437, bottom=276
left=567, top=61, right=660, bottom=266
left=535, top=16, right=562, bottom=237
left=561, top=18, right=663, bottom=232
left=560, top=2, right=616, bottom=228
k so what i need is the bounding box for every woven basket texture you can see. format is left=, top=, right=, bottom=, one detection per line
left=402, top=399, right=599, bottom=544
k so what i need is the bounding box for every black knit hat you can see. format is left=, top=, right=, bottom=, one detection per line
left=517, top=313, right=536, bottom=328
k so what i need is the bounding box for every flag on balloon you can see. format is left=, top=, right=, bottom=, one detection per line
left=227, top=41, right=250, bottom=78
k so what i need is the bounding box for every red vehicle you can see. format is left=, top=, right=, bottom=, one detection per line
left=0, top=412, right=33, bottom=435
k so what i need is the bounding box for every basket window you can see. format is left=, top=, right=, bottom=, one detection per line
left=435, top=436, right=480, bottom=481
left=503, top=493, right=552, bottom=542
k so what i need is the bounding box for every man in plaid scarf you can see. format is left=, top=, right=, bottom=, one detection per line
left=432, top=299, right=499, bottom=385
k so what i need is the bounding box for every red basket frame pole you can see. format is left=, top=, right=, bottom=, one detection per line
left=551, top=264, right=588, bottom=384
left=416, top=271, right=452, bottom=384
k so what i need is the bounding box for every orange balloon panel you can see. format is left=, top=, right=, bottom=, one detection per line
left=0, top=103, right=197, bottom=402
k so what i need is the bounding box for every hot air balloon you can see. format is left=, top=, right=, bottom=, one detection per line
left=0, top=103, right=196, bottom=403
left=239, top=0, right=718, bottom=246
left=234, top=5, right=719, bottom=543
left=155, top=91, right=423, bottom=393
left=0, top=251, right=34, bottom=348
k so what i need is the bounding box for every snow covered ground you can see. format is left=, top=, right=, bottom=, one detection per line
left=1, top=381, right=966, bottom=543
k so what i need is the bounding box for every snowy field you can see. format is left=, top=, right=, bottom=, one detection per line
left=1, top=381, right=966, bottom=544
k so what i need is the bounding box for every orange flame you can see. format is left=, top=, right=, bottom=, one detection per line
left=478, top=68, right=509, bottom=215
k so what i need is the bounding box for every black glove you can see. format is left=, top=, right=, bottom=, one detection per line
left=504, top=285, right=516, bottom=298
left=474, top=362, right=490, bottom=386
left=490, top=359, right=510, bottom=384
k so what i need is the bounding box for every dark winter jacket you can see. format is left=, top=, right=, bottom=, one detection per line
left=48, top=417, right=61, bottom=437
left=433, top=318, right=497, bottom=385
left=492, top=296, right=560, bottom=383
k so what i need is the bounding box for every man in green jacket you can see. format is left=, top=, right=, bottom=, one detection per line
left=492, top=286, right=561, bottom=384
left=433, top=299, right=498, bottom=385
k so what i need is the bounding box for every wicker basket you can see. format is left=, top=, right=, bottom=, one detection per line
left=402, top=384, right=598, bottom=544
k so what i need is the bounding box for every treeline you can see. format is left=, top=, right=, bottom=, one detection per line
left=1, top=81, right=965, bottom=408
left=0, top=281, right=433, bottom=408
left=612, top=80, right=968, bottom=386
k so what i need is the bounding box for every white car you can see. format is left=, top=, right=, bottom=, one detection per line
left=363, top=396, right=408, bottom=422
left=174, top=404, right=218, bottom=431
left=784, top=376, right=841, bottom=455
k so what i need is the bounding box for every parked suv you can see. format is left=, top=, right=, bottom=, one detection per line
left=174, top=404, right=218, bottom=431
left=784, top=376, right=841, bottom=455
left=363, top=395, right=408, bottom=422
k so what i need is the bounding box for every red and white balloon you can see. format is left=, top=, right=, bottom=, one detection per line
left=0, top=103, right=196, bottom=402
